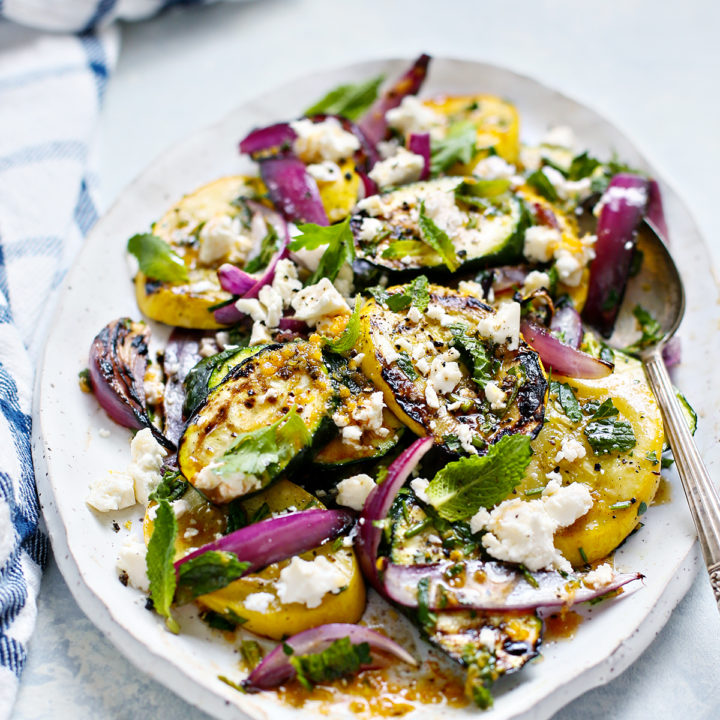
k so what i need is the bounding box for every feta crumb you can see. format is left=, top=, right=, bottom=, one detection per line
left=249, top=321, right=272, bottom=346
left=349, top=352, right=365, bottom=370
left=306, top=161, right=343, bottom=183
left=215, top=331, right=231, bottom=349
left=342, top=425, right=363, bottom=443
left=583, top=562, right=614, bottom=589
left=596, top=184, right=648, bottom=214
left=291, top=278, right=350, bottom=327
left=243, top=592, right=275, bottom=613
left=555, top=437, right=587, bottom=464
left=423, top=187, right=467, bottom=237
left=410, top=477, right=430, bottom=503
left=271, top=258, right=302, bottom=307
left=351, top=391, right=386, bottom=431
left=455, top=424, right=478, bottom=455
left=407, top=306, right=423, bottom=323
left=87, top=471, right=136, bottom=512
left=376, top=335, right=399, bottom=364
left=469, top=507, right=491, bottom=534
left=276, top=555, right=350, bottom=608
left=385, top=96, right=446, bottom=140
left=473, top=155, right=517, bottom=180
left=542, top=166, right=592, bottom=203
left=116, top=538, right=149, bottom=592
left=355, top=193, right=388, bottom=217
left=522, top=270, right=551, bottom=295
left=143, top=362, right=164, bottom=405
left=554, top=249, right=583, bottom=287
left=523, top=225, right=561, bottom=263
left=428, top=350, right=462, bottom=395
left=336, top=473, right=376, bottom=511
left=425, top=383, right=440, bottom=409
left=98, top=428, right=111, bottom=438
left=290, top=117, right=360, bottom=163
left=194, top=460, right=262, bottom=502
left=477, top=301, right=521, bottom=350
left=416, top=357, right=430, bottom=375
left=333, top=263, right=354, bottom=298
left=484, top=380, right=507, bottom=411
left=542, top=125, right=577, bottom=149
left=481, top=479, right=593, bottom=572
left=368, top=147, right=425, bottom=188
left=198, top=215, right=252, bottom=266
left=358, top=217, right=385, bottom=242
left=545, top=470, right=563, bottom=484
left=128, top=428, right=165, bottom=507
left=199, top=337, right=218, bottom=358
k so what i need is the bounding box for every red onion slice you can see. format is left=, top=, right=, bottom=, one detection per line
left=174, top=508, right=353, bottom=576
left=358, top=54, right=431, bottom=146
left=239, top=122, right=296, bottom=156
left=260, top=154, right=329, bottom=226
left=583, top=174, right=650, bottom=336
left=357, top=437, right=434, bottom=592
left=646, top=179, right=669, bottom=243
left=88, top=319, right=173, bottom=450
left=244, top=623, right=416, bottom=691
left=212, top=300, right=246, bottom=326
left=549, top=304, right=583, bottom=350
left=382, top=559, right=643, bottom=612
left=357, top=170, right=377, bottom=199
left=408, top=132, right=430, bottom=180
left=521, top=318, right=613, bottom=379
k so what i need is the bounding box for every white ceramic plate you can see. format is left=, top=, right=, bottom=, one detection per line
left=32, top=57, right=720, bottom=720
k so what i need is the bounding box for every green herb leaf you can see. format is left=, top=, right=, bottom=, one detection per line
left=324, top=296, right=361, bottom=354
left=396, top=350, right=418, bottom=380
left=289, top=217, right=355, bottom=284
left=567, top=152, right=601, bottom=181
left=244, top=224, right=279, bottom=274
left=146, top=499, right=179, bottom=632
left=430, top=120, right=477, bottom=175
left=550, top=381, right=582, bottom=423
left=176, top=551, right=250, bottom=604
left=149, top=470, right=189, bottom=504
left=584, top=418, right=636, bottom=455
left=417, top=577, right=438, bottom=630
left=303, top=74, right=385, bottom=121
left=526, top=170, right=558, bottom=202
left=448, top=323, right=496, bottom=388
left=240, top=640, right=264, bottom=670
left=127, top=233, right=189, bottom=283
left=201, top=609, right=247, bottom=631
left=624, top=304, right=663, bottom=353
left=381, top=239, right=429, bottom=260
left=454, top=178, right=511, bottom=208
left=589, top=398, right=619, bottom=421
left=418, top=200, right=459, bottom=271
left=288, top=637, right=372, bottom=691
left=383, top=275, right=430, bottom=313
left=426, top=435, right=533, bottom=521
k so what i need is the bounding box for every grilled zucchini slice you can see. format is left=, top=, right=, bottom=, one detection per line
left=351, top=177, right=527, bottom=274
left=359, top=285, right=547, bottom=452
left=208, top=344, right=267, bottom=390
left=134, top=175, right=267, bottom=329
left=178, top=341, right=336, bottom=503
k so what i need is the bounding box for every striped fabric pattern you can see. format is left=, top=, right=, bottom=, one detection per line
left=0, top=1, right=227, bottom=716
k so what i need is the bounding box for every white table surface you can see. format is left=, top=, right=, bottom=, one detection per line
left=13, top=0, right=720, bottom=718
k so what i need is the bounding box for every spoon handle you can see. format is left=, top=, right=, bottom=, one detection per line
left=644, top=349, right=720, bottom=609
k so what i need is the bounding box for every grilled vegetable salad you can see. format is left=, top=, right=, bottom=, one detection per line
left=85, top=54, right=692, bottom=710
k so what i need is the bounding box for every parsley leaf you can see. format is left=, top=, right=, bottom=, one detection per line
left=418, top=200, right=459, bottom=271
left=127, top=233, right=189, bottom=283
left=149, top=470, right=189, bottom=504
left=448, top=323, right=496, bottom=388
left=426, top=435, right=533, bottom=521
left=550, top=381, right=582, bottom=423
left=303, top=74, right=385, bottom=121
left=288, top=637, right=372, bottom=691
left=430, top=120, right=477, bottom=175
left=526, top=170, right=559, bottom=202
left=176, top=551, right=250, bottom=604
left=382, top=275, right=430, bottom=312
left=244, top=224, right=279, bottom=274
left=213, top=408, right=311, bottom=486
left=324, top=296, right=361, bottom=354
left=289, top=217, right=355, bottom=283
left=584, top=418, right=636, bottom=455
left=146, top=499, right=179, bottom=632
left=624, top=304, right=663, bottom=353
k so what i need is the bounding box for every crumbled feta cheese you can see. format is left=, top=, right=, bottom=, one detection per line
left=290, top=117, right=360, bottom=163
left=199, top=337, right=218, bottom=358
left=256, top=285, right=283, bottom=328
left=243, top=592, right=275, bottom=613
left=596, top=184, right=648, bottom=214
left=271, top=258, right=302, bottom=307
left=583, top=562, right=614, bottom=589
left=542, top=125, right=577, bottom=149
left=377, top=139, right=400, bottom=159
left=478, top=627, right=497, bottom=650
left=523, top=225, right=561, bottom=263
left=249, top=321, right=272, bottom=346
left=215, top=331, right=231, bottom=349
left=351, top=391, right=386, bottom=431
left=455, top=424, right=478, bottom=455
left=333, top=263, right=354, bottom=298
left=290, top=244, right=325, bottom=273
left=407, top=306, right=423, bottom=323
left=116, top=538, right=150, bottom=592
left=172, top=499, right=189, bottom=518
left=129, top=428, right=165, bottom=507
left=276, top=555, right=350, bottom=608
left=98, top=427, right=111, bottom=438
left=143, top=362, right=164, bottom=405
left=428, top=350, right=462, bottom=395
left=555, top=437, right=587, bottom=464
left=480, top=479, right=593, bottom=572
left=86, top=471, right=136, bottom=512
left=423, top=187, right=467, bottom=237
left=410, top=477, right=430, bottom=503
left=291, top=278, right=351, bottom=326
left=376, top=335, right=399, bottom=364
left=198, top=215, right=252, bottom=266
left=368, top=147, right=425, bottom=188
left=349, top=353, right=365, bottom=370
left=358, top=217, right=385, bottom=242
left=425, top=383, right=440, bottom=409
left=355, top=193, right=388, bottom=217
left=306, top=161, right=343, bottom=183
left=469, top=508, right=491, bottom=534
left=484, top=380, right=507, bottom=411
left=336, top=473, right=376, bottom=511
left=477, top=301, right=521, bottom=350
left=235, top=298, right=265, bottom=324
left=545, top=470, right=563, bottom=484
left=385, top=96, right=446, bottom=140
left=194, top=461, right=262, bottom=502
left=342, top=425, right=363, bottom=443
left=472, top=155, right=517, bottom=180
left=416, top=357, right=431, bottom=376
left=426, top=302, right=454, bottom=327
left=542, top=166, right=592, bottom=203
left=522, top=270, right=551, bottom=295
left=553, top=249, right=582, bottom=287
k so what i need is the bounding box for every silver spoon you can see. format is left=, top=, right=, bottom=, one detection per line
left=604, top=220, right=720, bottom=608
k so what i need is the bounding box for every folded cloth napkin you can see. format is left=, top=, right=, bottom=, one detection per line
left=0, top=2, right=226, bottom=716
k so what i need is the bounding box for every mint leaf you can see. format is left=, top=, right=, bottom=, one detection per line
left=567, top=152, right=601, bottom=181
left=324, top=296, right=361, bottom=354
left=396, top=351, right=418, bottom=380
left=550, top=381, right=582, bottom=423
left=526, top=170, right=558, bottom=202
left=589, top=398, right=619, bottom=421
left=288, top=637, right=372, bottom=691
left=454, top=178, right=511, bottom=208
left=240, top=640, right=264, bottom=670
left=244, top=223, right=279, bottom=274
left=624, top=304, right=663, bottom=354
left=303, top=74, right=384, bottom=121
left=146, top=499, right=179, bottom=632
left=384, top=275, right=430, bottom=312
left=380, top=239, right=429, bottom=260
left=176, top=551, right=250, bottom=604
left=418, top=200, right=459, bottom=271
left=584, top=418, right=636, bottom=454
left=426, top=435, right=533, bottom=521
left=290, top=217, right=355, bottom=283
left=430, top=120, right=477, bottom=175
left=149, top=470, right=188, bottom=503
left=449, top=323, right=496, bottom=388
left=417, top=577, right=438, bottom=630
left=127, top=233, right=189, bottom=283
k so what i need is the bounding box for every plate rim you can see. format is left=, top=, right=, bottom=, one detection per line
left=32, top=55, right=716, bottom=720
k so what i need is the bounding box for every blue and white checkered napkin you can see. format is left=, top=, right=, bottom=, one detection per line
left=0, top=2, right=225, bottom=716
